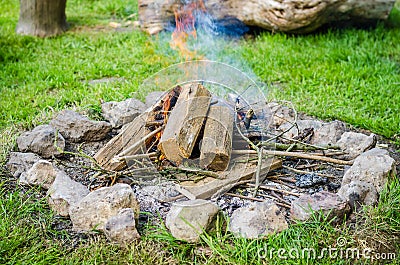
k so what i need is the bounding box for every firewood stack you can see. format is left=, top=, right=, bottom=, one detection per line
left=93, top=82, right=282, bottom=199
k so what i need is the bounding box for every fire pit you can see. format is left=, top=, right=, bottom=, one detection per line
left=94, top=61, right=279, bottom=200
left=7, top=61, right=397, bottom=244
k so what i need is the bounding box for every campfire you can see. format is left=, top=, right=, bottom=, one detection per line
left=9, top=71, right=395, bottom=243
left=94, top=82, right=282, bottom=200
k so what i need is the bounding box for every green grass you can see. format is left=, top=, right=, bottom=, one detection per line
left=1, top=178, right=399, bottom=264
left=1, top=0, right=400, bottom=138
left=243, top=27, right=400, bottom=138
left=0, top=0, right=399, bottom=264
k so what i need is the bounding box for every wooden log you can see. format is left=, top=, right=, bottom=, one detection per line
left=177, top=157, right=282, bottom=200
left=199, top=105, right=234, bottom=171
left=94, top=112, right=149, bottom=171
left=158, top=83, right=211, bottom=164
left=138, top=0, right=396, bottom=35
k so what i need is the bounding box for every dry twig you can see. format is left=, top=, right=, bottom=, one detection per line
left=232, top=149, right=353, bottom=165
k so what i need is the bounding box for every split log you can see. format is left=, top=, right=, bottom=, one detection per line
left=158, top=83, right=211, bottom=164
left=177, top=157, right=282, bottom=200
left=138, top=0, right=396, bottom=34
left=94, top=112, right=149, bottom=171
left=199, top=105, right=234, bottom=171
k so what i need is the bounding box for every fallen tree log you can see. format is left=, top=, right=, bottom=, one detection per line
left=138, top=0, right=396, bottom=34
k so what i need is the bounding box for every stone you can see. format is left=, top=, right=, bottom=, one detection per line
left=104, top=208, right=140, bottom=245
left=145, top=91, right=165, bottom=109
left=295, top=174, right=327, bottom=188
left=47, top=171, right=90, bottom=216
left=337, top=132, right=376, bottom=159
left=337, top=180, right=378, bottom=207
left=267, top=102, right=296, bottom=127
left=16, top=125, right=65, bottom=158
left=101, top=98, right=146, bottom=128
left=6, top=152, right=41, bottom=177
left=311, top=120, right=346, bottom=146
left=341, top=148, right=396, bottom=194
left=69, top=183, right=140, bottom=231
left=291, top=191, right=350, bottom=222
left=50, top=110, right=111, bottom=142
left=229, top=201, right=288, bottom=239
left=278, top=119, right=323, bottom=139
left=141, top=183, right=180, bottom=202
left=165, top=199, right=219, bottom=243
left=19, top=160, right=57, bottom=189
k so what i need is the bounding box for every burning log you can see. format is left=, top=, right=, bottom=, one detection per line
left=199, top=105, right=234, bottom=171
left=157, top=83, right=211, bottom=165
left=138, top=0, right=396, bottom=35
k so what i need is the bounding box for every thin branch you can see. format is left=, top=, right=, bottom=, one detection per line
left=234, top=110, right=262, bottom=197
left=266, top=131, right=338, bottom=151
left=260, top=141, right=339, bottom=151
left=114, top=152, right=158, bottom=162
left=232, top=149, right=353, bottom=165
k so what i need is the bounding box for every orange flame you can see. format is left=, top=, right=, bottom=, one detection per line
left=170, top=1, right=206, bottom=60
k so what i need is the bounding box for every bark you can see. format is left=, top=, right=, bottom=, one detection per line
left=138, top=0, right=396, bottom=34
left=16, top=0, right=68, bottom=37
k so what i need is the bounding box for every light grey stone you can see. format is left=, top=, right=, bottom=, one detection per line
left=311, top=120, right=346, bottom=146
left=145, top=91, right=165, bottom=109
left=337, top=180, right=378, bottom=207
left=19, top=160, right=57, bottom=189
left=50, top=110, right=111, bottom=142
left=341, top=148, right=396, bottom=194
left=47, top=171, right=90, bottom=216
left=16, top=125, right=65, bottom=158
left=141, top=183, right=180, bottom=202
left=278, top=119, right=323, bottom=139
left=165, top=199, right=219, bottom=243
left=337, top=132, right=377, bottom=159
left=229, top=201, right=288, bottom=239
left=102, top=98, right=146, bottom=128
left=104, top=208, right=140, bottom=245
left=291, top=191, right=350, bottom=222
left=267, top=102, right=296, bottom=127
left=6, top=152, right=41, bottom=177
left=69, top=183, right=139, bottom=231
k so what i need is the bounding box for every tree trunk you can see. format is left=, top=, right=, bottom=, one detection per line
left=16, top=0, right=68, bottom=37
left=138, top=0, right=396, bottom=35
